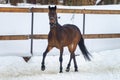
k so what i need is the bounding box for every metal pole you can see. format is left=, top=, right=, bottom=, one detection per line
left=83, top=13, right=85, bottom=34
left=30, top=8, right=34, bottom=55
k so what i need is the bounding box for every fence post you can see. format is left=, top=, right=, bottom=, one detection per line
left=30, top=7, right=34, bottom=55
left=83, top=13, right=86, bottom=34
left=23, top=7, right=34, bottom=62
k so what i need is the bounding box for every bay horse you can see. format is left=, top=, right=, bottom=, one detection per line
left=41, top=6, right=92, bottom=73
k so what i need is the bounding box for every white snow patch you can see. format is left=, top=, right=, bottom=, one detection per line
left=0, top=49, right=120, bottom=80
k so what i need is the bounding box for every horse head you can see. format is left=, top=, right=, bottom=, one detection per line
left=48, top=5, right=58, bottom=29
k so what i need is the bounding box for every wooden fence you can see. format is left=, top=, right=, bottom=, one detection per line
left=1, top=7, right=120, bottom=14
left=0, top=7, right=120, bottom=40
left=0, top=7, right=120, bottom=62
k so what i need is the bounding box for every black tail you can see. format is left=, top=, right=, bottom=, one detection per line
left=78, top=37, right=92, bottom=61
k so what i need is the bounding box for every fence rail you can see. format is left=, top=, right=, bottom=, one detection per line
left=0, top=34, right=120, bottom=40
left=0, top=7, right=120, bottom=14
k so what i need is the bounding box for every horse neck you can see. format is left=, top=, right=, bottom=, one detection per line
left=56, top=22, right=61, bottom=27
left=50, top=23, right=61, bottom=32
left=54, top=14, right=61, bottom=26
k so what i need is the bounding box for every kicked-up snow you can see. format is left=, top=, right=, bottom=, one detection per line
left=0, top=49, right=120, bottom=80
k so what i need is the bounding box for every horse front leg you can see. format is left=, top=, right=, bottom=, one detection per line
left=59, top=48, right=63, bottom=73
left=41, top=46, right=52, bottom=71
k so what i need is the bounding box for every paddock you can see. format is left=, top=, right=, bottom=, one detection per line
left=0, top=4, right=120, bottom=80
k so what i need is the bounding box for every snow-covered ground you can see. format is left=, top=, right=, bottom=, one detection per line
left=0, top=49, right=120, bottom=80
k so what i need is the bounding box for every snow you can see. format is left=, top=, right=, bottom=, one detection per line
left=0, top=4, right=120, bottom=80
left=0, top=49, right=120, bottom=80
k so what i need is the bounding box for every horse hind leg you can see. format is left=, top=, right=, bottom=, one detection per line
left=66, top=44, right=78, bottom=72
left=73, top=53, right=78, bottom=72
left=66, top=53, right=72, bottom=72
left=67, top=53, right=78, bottom=72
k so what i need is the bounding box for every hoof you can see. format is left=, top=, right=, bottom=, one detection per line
left=59, top=71, right=63, bottom=73
left=41, top=65, right=45, bottom=71
left=75, top=69, right=78, bottom=72
left=66, top=68, right=70, bottom=72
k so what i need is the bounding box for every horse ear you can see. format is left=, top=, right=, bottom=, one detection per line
left=49, top=6, right=51, bottom=9
left=54, top=5, right=57, bottom=10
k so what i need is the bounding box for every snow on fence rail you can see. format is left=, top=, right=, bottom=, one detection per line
left=0, top=7, right=120, bottom=40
